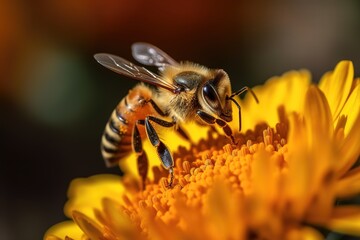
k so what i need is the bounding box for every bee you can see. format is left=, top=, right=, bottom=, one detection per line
left=94, top=43, right=258, bottom=188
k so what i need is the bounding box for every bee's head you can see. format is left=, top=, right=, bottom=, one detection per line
left=199, top=69, right=232, bottom=122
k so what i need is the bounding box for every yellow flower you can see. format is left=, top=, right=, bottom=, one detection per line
left=45, top=61, right=360, bottom=240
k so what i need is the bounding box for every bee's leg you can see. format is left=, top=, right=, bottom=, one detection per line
left=133, top=120, right=149, bottom=189
left=196, top=110, right=237, bottom=144
left=147, top=118, right=190, bottom=141
left=146, top=116, right=190, bottom=141
left=144, top=116, right=175, bottom=187
left=147, top=108, right=190, bottom=141
left=148, top=99, right=168, bottom=117
left=176, top=124, right=190, bottom=141
left=147, top=116, right=175, bottom=127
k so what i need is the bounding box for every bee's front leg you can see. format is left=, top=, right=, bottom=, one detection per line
left=196, top=110, right=237, bottom=145
left=148, top=99, right=190, bottom=141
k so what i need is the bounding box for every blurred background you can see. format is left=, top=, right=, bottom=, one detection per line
left=1, top=1, right=359, bottom=239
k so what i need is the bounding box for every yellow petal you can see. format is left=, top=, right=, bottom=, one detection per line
left=337, top=83, right=360, bottom=136
left=64, top=174, right=124, bottom=220
left=240, top=70, right=310, bottom=131
left=44, top=221, right=83, bottom=240
left=204, top=181, right=245, bottom=240
left=72, top=211, right=108, bottom=240
left=251, top=146, right=280, bottom=203
left=288, top=87, right=333, bottom=171
left=335, top=167, right=360, bottom=198
left=303, top=85, right=333, bottom=142
left=303, top=85, right=336, bottom=179
left=286, top=108, right=336, bottom=223
left=101, top=198, right=138, bottom=238
left=285, top=227, right=323, bottom=240
left=327, top=206, right=360, bottom=236
left=336, top=110, right=360, bottom=177
left=284, top=114, right=312, bottom=218
left=319, top=61, right=354, bottom=121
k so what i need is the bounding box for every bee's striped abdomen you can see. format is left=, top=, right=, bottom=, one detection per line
left=101, top=84, right=155, bottom=167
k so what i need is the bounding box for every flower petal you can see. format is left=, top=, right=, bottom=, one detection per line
left=204, top=181, right=245, bottom=240
left=44, top=221, right=83, bottom=240
left=280, top=113, right=316, bottom=219
left=335, top=167, right=360, bottom=198
left=240, top=70, right=310, bottom=131
left=64, top=174, right=124, bottom=220
left=72, top=211, right=109, bottom=240
left=101, top=197, right=139, bottom=238
left=285, top=227, right=323, bottom=240
left=327, top=206, right=360, bottom=236
left=337, top=82, right=360, bottom=136
left=303, top=85, right=333, bottom=141
left=300, top=86, right=335, bottom=186
left=336, top=100, right=360, bottom=177
left=251, top=146, right=280, bottom=203
left=319, top=61, right=354, bottom=121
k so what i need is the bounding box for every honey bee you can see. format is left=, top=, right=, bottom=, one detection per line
left=94, top=43, right=258, bottom=188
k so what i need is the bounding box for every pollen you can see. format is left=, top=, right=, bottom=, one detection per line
left=119, top=119, right=289, bottom=236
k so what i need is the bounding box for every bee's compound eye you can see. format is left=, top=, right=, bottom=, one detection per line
left=202, top=84, right=217, bottom=103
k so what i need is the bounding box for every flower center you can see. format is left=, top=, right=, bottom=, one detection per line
left=119, top=112, right=289, bottom=234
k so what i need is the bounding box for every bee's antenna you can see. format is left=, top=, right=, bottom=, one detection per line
left=227, top=86, right=259, bottom=131
left=227, top=96, right=242, bottom=131
left=229, top=86, right=259, bottom=103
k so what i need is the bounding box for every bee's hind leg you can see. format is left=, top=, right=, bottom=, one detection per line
left=133, top=120, right=149, bottom=189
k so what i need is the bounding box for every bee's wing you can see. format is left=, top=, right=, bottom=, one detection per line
left=94, top=53, right=177, bottom=92
left=131, top=42, right=179, bottom=70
